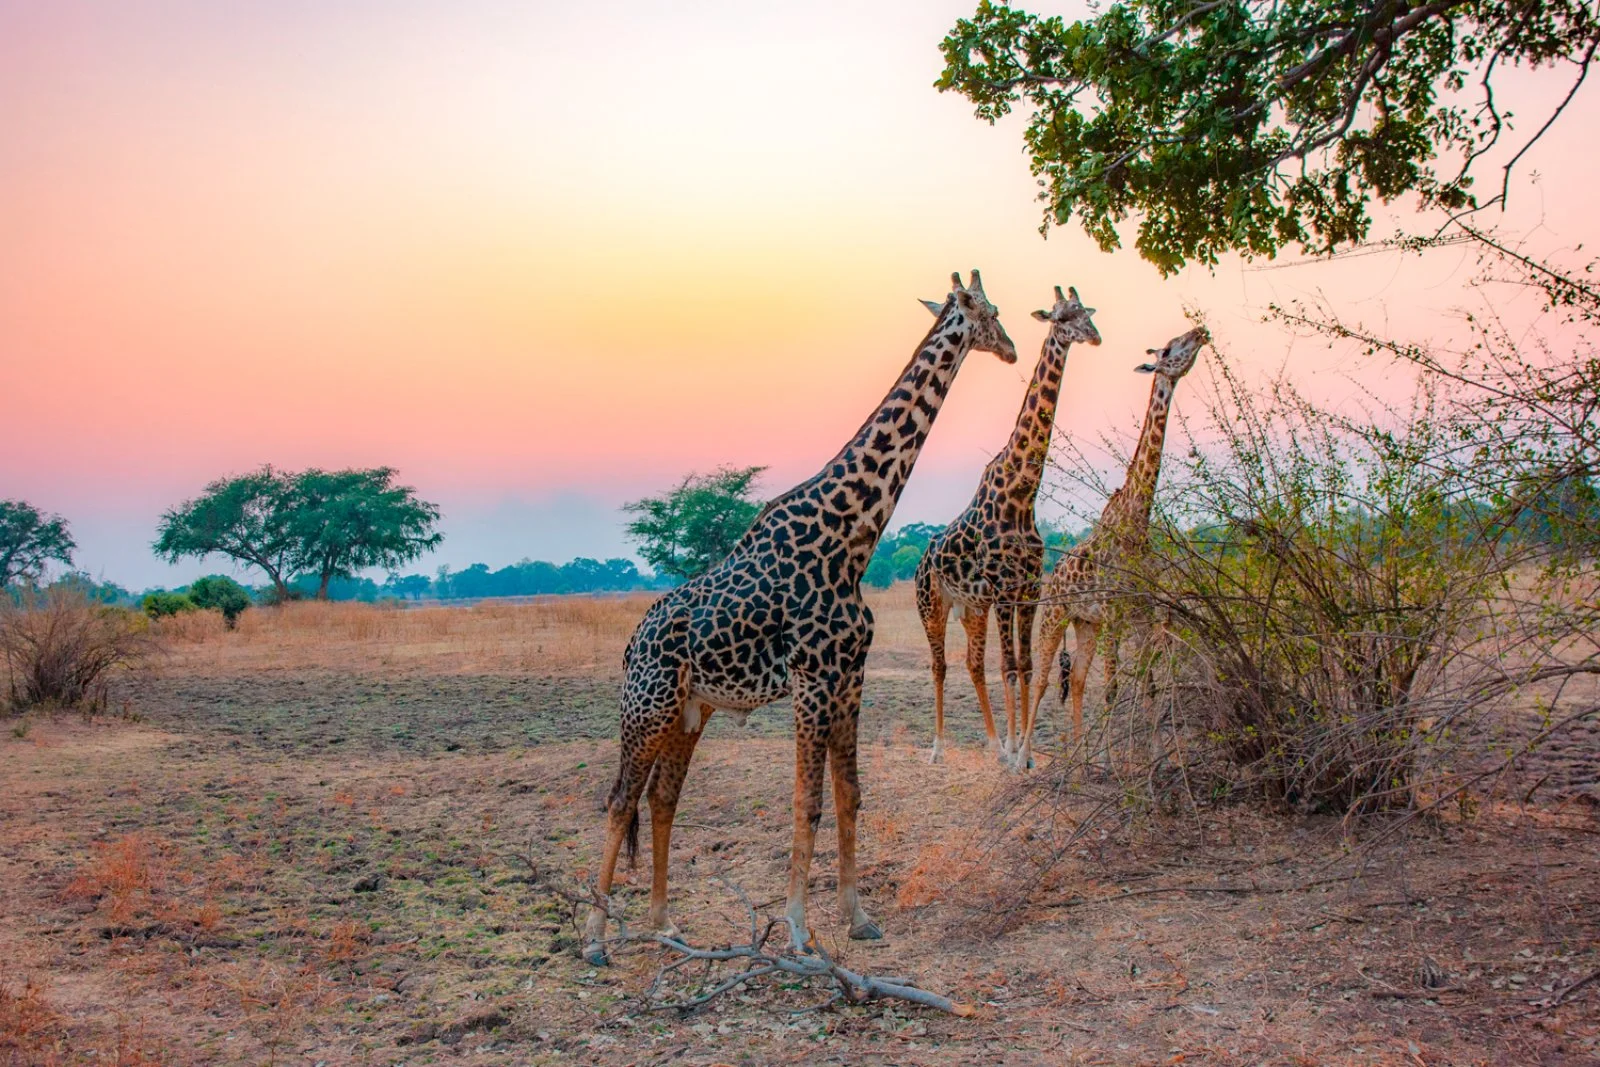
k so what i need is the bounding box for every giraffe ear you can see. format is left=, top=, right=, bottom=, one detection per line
left=920, top=299, right=943, bottom=316
left=1134, top=362, right=1158, bottom=373
left=1032, top=309, right=1051, bottom=321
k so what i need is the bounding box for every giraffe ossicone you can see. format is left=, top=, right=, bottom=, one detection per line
left=581, top=271, right=1016, bottom=965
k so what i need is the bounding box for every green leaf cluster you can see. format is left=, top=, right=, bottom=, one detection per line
left=623, top=466, right=767, bottom=582
left=154, top=467, right=442, bottom=600
left=0, top=500, right=76, bottom=588
left=938, top=0, right=1600, bottom=273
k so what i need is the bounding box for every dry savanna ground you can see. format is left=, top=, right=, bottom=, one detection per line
left=3, top=589, right=1598, bottom=1065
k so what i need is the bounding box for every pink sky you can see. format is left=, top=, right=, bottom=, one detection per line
left=4, top=2, right=1599, bottom=586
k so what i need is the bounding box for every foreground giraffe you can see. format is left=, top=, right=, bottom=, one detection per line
left=914, top=285, right=1100, bottom=766
left=1019, top=326, right=1208, bottom=771
left=583, top=273, right=1017, bottom=964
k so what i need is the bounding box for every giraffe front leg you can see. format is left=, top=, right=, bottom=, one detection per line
left=996, top=602, right=1022, bottom=765
left=1022, top=606, right=1065, bottom=773
left=785, top=686, right=831, bottom=955
left=830, top=692, right=880, bottom=940
left=960, top=608, right=1004, bottom=760
left=917, top=572, right=952, bottom=764
left=1012, top=600, right=1038, bottom=772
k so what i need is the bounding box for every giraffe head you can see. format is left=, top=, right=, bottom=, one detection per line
left=919, top=270, right=1017, bottom=364
left=1030, top=284, right=1101, bottom=346
left=1134, top=325, right=1208, bottom=379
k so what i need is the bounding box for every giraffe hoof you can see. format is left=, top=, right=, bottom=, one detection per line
left=582, top=942, right=610, bottom=967
left=849, top=918, right=883, bottom=941
left=650, top=922, right=680, bottom=941
left=927, top=743, right=945, bottom=765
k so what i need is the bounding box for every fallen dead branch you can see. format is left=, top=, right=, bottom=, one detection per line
left=540, top=874, right=974, bottom=1017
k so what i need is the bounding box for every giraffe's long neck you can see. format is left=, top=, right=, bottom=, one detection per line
left=1101, top=372, right=1178, bottom=540
left=811, top=303, right=975, bottom=560
left=996, top=331, right=1072, bottom=501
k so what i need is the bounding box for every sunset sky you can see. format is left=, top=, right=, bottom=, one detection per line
left=5, top=1, right=1598, bottom=588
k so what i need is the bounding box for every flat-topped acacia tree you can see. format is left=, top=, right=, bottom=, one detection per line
left=155, top=466, right=441, bottom=601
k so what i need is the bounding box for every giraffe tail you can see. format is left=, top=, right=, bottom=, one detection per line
left=609, top=758, right=660, bottom=869
left=1058, top=647, right=1072, bottom=705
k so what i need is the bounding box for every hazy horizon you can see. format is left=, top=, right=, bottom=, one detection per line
left=7, top=1, right=1599, bottom=590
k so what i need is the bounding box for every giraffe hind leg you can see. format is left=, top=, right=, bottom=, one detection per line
left=583, top=656, right=688, bottom=965
left=915, top=562, right=952, bottom=763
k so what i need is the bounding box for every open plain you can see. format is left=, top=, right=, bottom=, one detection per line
left=3, top=590, right=1598, bottom=1066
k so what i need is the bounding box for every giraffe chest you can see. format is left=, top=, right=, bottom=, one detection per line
left=676, top=551, right=870, bottom=716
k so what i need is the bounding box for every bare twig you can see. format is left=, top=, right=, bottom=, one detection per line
left=538, top=877, right=975, bottom=1017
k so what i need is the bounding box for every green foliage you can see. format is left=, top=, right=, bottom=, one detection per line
left=141, top=591, right=197, bottom=619
left=435, top=557, right=656, bottom=600
left=863, top=557, right=895, bottom=590
left=155, top=466, right=443, bottom=601
left=890, top=544, right=924, bottom=581
left=938, top=0, right=1600, bottom=273
left=154, top=467, right=299, bottom=599
left=863, top=523, right=945, bottom=588
left=623, top=466, right=767, bottom=582
left=48, top=572, right=132, bottom=606
left=385, top=573, right=433, bottom=600
left=289, top=468, right=442, bottom=600
left=187, top=575, right=252, bottom=628
left=0, top=500, right=75, bottom=588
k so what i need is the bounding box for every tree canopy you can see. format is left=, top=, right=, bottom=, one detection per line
left=154, top=468, right=300, bottom=599
left=289, top=468, right=442, bottom=600
left=155, top=467, right=442, bottom=600
left=938, top=0, right=1600, bottom=273
left=0, top=500, right=76, bottom=587
left=623, top=466, right=767, bottom=582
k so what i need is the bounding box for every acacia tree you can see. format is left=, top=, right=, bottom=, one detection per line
left=288, top=468, right=443, bottom=600
left=938, top=0, right=1600, bottom=273
left=154, top=467, right=299, bottom=600
left=0, top=501, right=75, bottom=587
left=623, top=466, right=767, bottom=582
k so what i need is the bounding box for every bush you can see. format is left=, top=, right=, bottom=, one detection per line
left=1, top=591, right=150, bottom=712
left=141, top=591, right=197, bottom=619
left=187, top=575, right=251, bottom=628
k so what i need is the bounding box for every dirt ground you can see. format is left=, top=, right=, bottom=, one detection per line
left=2, top=591, right=1597, bottom=1066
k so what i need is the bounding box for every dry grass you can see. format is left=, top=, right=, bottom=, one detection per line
left=150, top=585, right=938, bottom=679
left=153, top=594, right=664, bottom=676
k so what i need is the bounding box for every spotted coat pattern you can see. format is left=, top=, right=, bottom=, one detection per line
left=1017, top=326, right=1208, bottom=771
left=582, top=273, right=1017, bottom=962
left=913, top=286, right=1101, bottom=765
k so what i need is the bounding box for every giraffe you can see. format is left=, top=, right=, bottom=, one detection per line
left=1017, top=325, right=1208, bottom=772
left=913, top=285, right=1101, bottom=767
left=582, top=272, right=1017, bottom=965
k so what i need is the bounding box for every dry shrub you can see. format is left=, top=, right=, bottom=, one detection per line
left=0, top=973, right=65, bottom=1059
left=63, top=833, right=166, bottom=927
left=150, top=607, right=228, bottom=643
left=0, top=590, right=151, bottom=713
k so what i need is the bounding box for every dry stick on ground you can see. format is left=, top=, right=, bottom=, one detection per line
left=537, top=874, right=974, bottom=1017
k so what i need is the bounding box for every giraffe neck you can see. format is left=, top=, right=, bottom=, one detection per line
left=995, top=331, right=1072, bottom=501
left=809, top=302, right=975, bottom=558
left=1101, top=372, right=1178, bottom=539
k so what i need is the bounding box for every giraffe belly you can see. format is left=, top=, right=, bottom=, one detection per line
left=937, top=573, right=988, bottom=616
